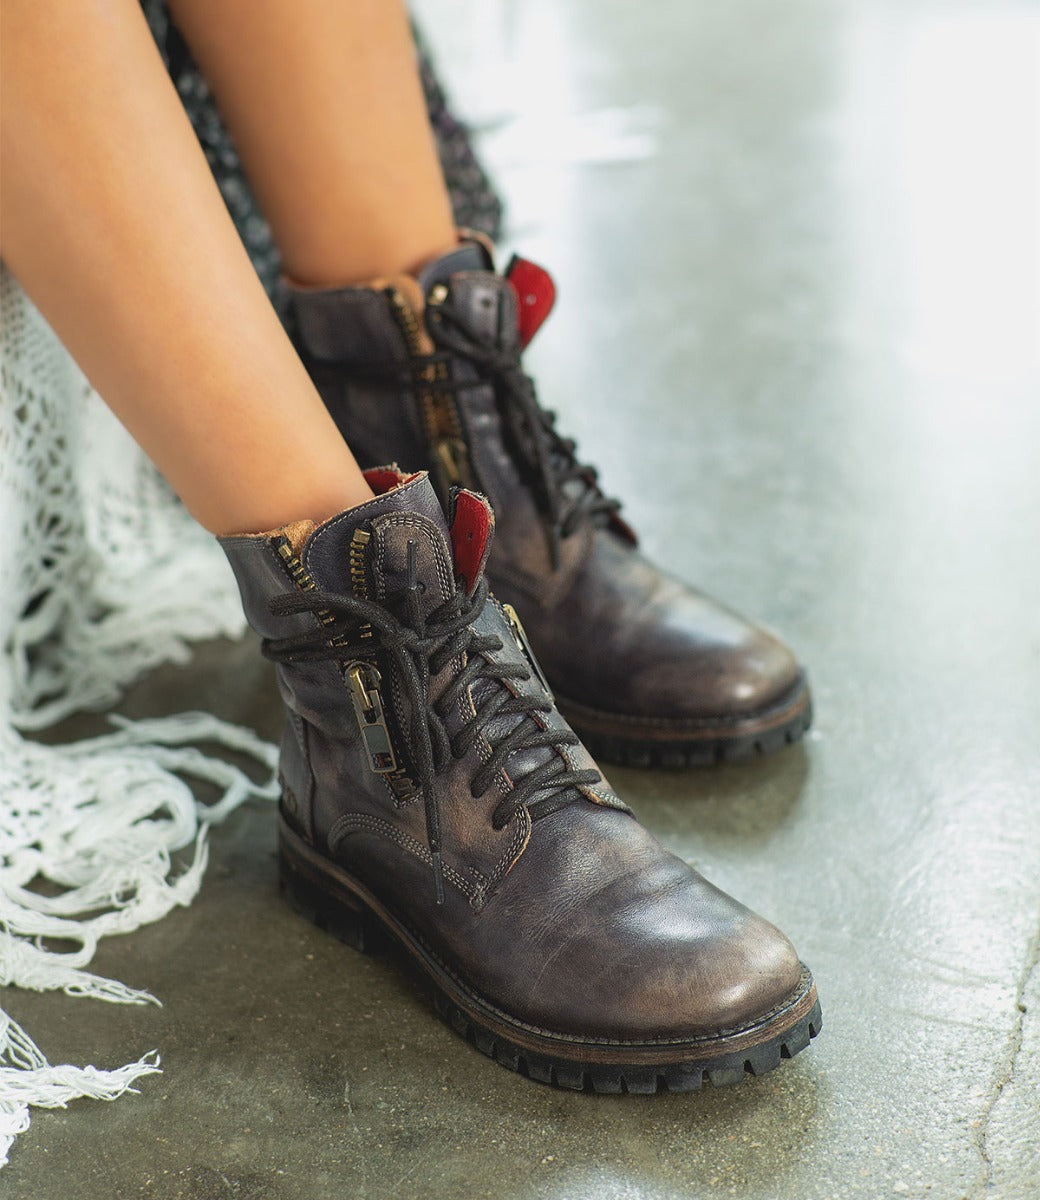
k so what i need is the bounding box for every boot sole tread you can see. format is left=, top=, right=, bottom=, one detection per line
left=559, top=682, right=813, bottom=770
left=278, top=820, right=822, bottom=1093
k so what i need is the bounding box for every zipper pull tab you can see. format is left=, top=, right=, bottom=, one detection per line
left=346, top=662, right=398, bottom=773
left=434, top=436, right=472, bottom=487
left=501, top=603, right=553, bottom=698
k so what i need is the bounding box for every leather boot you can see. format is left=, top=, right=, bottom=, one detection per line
left=288, top=242, right=812, bottom=767
left=219, top=469, right=820, bottom=1091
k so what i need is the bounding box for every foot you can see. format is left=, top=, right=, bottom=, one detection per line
left=220, top=470, right=821, bottom=1090
left=289, top=242, right=812, bottom=767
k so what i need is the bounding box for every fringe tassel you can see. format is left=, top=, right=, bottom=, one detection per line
left=0, top=713, right=277, bottom=1165
left=0, top=1013, right=162, bottom=1166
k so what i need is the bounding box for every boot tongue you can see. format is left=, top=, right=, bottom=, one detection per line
left=426, top=250, right=521, bottom=357
left=302, top=473, right=449, bottom=595
left=417, top=240, right=493, bottom=293
left=363, top=482, right=494, bottom=622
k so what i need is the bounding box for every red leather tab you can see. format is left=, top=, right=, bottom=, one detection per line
left=450, top=489, right=495, bottom=593
left=362, top=466, right=420, bottom=495
left=506, top=255, right=556, bottom=349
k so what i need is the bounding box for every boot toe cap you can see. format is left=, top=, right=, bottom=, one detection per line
left=630, top=609, right=804, bottom=722
left=494, top=827, right=807, bottom=1043
left=524, top=535, right=808, bottom=726
left=597, top=880, right=806, bottom=1041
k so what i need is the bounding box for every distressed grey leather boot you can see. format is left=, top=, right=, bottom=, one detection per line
left=219, top=469, right=820, bottom=1091
left=289, top=242, right=812, bottom=767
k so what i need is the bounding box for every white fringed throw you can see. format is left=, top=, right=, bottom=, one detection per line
left=0, top=267, right=278, bottom=1166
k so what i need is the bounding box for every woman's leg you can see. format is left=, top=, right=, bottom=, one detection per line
left=152, top=2, right=815, bottom=770
left=0, top=0, right=372, bottom=535
left=166, top=0, right=457, bottom=288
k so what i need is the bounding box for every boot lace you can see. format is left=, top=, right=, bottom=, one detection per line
left=424, top=301, right=622, bottom=566
left=261, top=544, right=599, bottom=902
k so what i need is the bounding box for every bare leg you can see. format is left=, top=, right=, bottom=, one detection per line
left=165, top=0, right=457, bottom=286
left=0, top=0, right=372, bottom=535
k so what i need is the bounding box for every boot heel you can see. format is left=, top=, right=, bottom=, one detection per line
left=278, top=830, right=379, bottom=954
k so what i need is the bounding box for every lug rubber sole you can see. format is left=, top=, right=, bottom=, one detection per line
left=278, top=819, right=822, bottom=1093
left=556, top=677, right=813, bottom=769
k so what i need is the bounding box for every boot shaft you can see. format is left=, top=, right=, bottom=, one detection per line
left=287, top=243, right=586, bottom=556
left=219, top=471, right=609, bottom=897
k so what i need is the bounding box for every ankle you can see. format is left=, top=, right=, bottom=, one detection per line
left=282, top=235, right=460, bottom=292
left=210, top=478, right=374, bottom=540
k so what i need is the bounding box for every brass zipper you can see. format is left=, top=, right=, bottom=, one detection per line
left=273, top=537, right=333, bottom=629
left=434, top=435, right=472, bottom=487
left=387, top=284, right=475, bottom=492
left=502, top=603, right=552, bottom=697
left=273, top=532, right=415, bottom=793
left=348, top=528, right=373, bottom=641
left=346, top=661, right=398, bottom=774
left=345, top=525, right=414, bottom=791
left=386, top=286, right=425, bottom=354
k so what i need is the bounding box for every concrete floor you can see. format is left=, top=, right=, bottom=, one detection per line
left=7, top=0, right=1040, bottom=1197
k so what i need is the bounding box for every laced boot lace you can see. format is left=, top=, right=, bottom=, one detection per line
left=424, top=300, right=622, bottom=567
left=262, top=542, right=599, bottom=902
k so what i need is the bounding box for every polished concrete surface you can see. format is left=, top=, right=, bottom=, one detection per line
left=7, top=1, right=1040, bottom=1197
